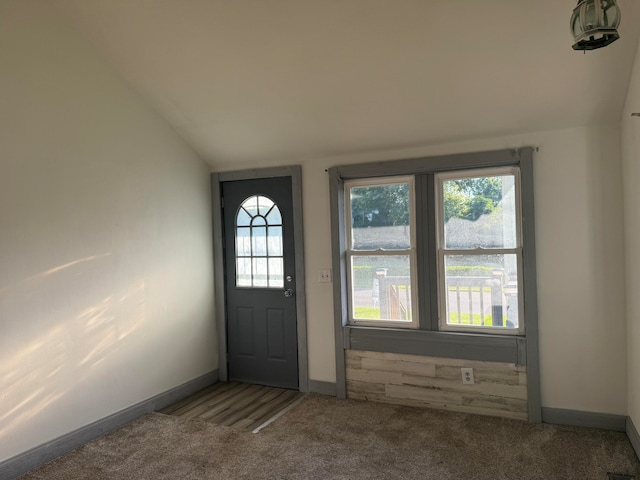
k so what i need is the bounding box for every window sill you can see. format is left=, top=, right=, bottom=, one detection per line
left=345, top=325, right=526, bottom=366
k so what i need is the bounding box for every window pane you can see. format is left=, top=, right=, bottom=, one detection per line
left=351, top=255, right=413, bottom=322
left=252, top=258, right=268, bottom=287
left=258, top=196, right=274, bottom=216
left=350, top=183, right=411, bottom=250
left=242, top=196, right=259, bottom=217
left=266, top=206, right=282, bottom=225
left=252, top=227, right=267, bottom=256
left=236, top=258, right=251, bottom=287
left=268, top=258, right=284, bottom=288
left=268, top=226, right=283, bottom=256
left=237, top=208, right=251, bottom=226
left=236, top=227, right=251, bottom=256
left=443, top=254, right=519, bottom=329
left=252, top=216, right=266, bottom=226
left=443, top=174, right=517, bottom=249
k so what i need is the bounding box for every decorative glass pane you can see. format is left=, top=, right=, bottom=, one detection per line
left=235, top=194, right=284, bottom=289
left=252, top=258, right=268, bottom=287
left=350, top=255, right=412, bottom=322
left=442, top=174, right=517, bottom=249
left=236, top=258, right=251, bottom=287
left=443, top=254, right=519, bottom=329
left=252, top=227, right=267, bottom=256
left=258, top=196, right=274, bottom=216
left=252, top=216, right=266, bottom=226
left=236, top=227, right=251, bottom=256
left=268, top=227, right=283, bottom=256
left=243, top=196, right=259, bottom=217
left=349, top=183, right=411, bottom=250
left=268, top=258, right=284, bottom=287
left=237, top=208, right=251, bottom=226
left=266, top=207, right=282, bottom=225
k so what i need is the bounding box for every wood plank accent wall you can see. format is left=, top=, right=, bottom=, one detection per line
left=346, top=350, right=528, bottom=420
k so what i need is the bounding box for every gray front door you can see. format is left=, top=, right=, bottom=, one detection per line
left=222, top=177, right=299, bottom=389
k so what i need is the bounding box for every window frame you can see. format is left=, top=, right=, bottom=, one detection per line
left=328, top=147, right=541, bottom=423
left=435, top=166, right=525, bottom=335
left=344, top=176, right=419, bottom=329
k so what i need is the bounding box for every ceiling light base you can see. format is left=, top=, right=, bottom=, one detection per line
left=572, top=30, right=620, bottom=50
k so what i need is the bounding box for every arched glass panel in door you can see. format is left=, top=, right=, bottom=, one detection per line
left=235, top=195, right=284, bottom=288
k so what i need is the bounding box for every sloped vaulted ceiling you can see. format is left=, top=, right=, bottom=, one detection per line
left=52, top=0, right=640, bottom=165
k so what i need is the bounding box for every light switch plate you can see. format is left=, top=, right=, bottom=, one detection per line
left=318, top=269, right=332, bottom=283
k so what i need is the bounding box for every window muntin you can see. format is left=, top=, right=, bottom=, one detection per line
left=235, top=195, right=284, bottom=288
left=436, top=168, right=523, bottom=334
left=345, top=177, right=418, bottom=328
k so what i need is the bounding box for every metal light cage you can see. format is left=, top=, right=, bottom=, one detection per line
left=570, top=0, right=621, bottom=50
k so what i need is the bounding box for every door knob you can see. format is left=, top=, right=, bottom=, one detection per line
left=284, top=289, right=294, bottom=298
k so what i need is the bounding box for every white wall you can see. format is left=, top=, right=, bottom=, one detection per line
left=0, top=0, right=216, bottom=462
left=213, top=124, right=628, bottom=415
left=622, top=35, right=640, bottom=428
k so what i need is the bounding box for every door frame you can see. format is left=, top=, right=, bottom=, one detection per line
left=211, top=165, right=308, bottom=392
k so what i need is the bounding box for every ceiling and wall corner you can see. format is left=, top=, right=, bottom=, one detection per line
left=621, top=31, right=640, bottom=432
left=52, top=0, right=640, bottom=167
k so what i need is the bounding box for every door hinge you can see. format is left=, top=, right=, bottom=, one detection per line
left=221, top=197, right=224, bottom=209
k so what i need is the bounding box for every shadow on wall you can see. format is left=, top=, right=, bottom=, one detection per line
left=0, top=253, right=149, bottom=445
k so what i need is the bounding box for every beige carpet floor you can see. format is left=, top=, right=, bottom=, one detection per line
left=19, top=394, right=640, bottom=480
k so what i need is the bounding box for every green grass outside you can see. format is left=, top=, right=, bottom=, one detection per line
left=354, top=308, right=507, bottom=326
left=448, top=312, right=508, bottom=326
left=354, top=307, right=381, bottom=319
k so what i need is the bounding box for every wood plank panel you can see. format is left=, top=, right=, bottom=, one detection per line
left=347, top=380, right=386, bottom=394
left=401, top=374, right=527, bottom=400
left=348, top=390, right=528, bottom=420
left=386, top=384, right=462, bottom=405
left=361, top=358, right=437, bottom=377
left=345, top=350, right=528, bottom=420
left=345, top=367, right=402, bottom=385
left=347, top=349, right=521, bottom=370
left=435, top=365, right=520, bottom=385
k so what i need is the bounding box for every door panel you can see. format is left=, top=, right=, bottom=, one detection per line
left=222, top=177, right=298, bottom=389
left=266, top=308, right=286, bottom=360
left=236, top=307, right=256, bottom=357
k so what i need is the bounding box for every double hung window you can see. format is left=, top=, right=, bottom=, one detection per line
left=343, top=166, right=524, bottom=336
left=436, top=167, right=523, bottom=334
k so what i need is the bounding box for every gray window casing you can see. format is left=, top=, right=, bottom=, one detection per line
left=329, top=147, right=541, bottom=422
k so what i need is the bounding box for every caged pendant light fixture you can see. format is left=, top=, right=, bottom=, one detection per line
left=570, top=0, right=621, bottom=50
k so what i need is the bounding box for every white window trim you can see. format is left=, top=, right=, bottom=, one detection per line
left=344, top=176, right=419, bottom=329
left=435, top=166, right=525, bottom=335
